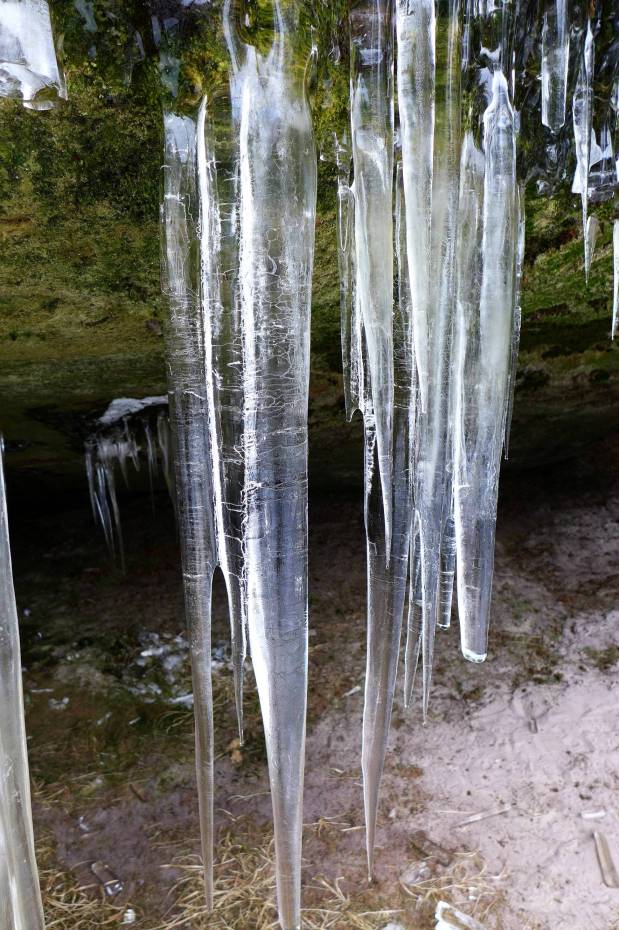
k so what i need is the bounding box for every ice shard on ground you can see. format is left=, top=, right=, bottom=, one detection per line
left=0, top=445, right=46, bottom=930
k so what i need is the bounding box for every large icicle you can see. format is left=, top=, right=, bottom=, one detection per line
left=349, top=0, right=395, bottom=549
left=573, top=21, right=595, bottom=279
left=398, top=0, right=461, bottom=716
left=0, top=0, right=65, bottom=108
left=0, top=445, right=46, bottom=930
left=162, top=113, right=217, bottom=909
left=454, top=71, right=519, bottom=664
left=360, top=159, right=416, bottom=882
left=541, top=0, right=569, bottom=133
left=224, top=4, right=315, bottom=926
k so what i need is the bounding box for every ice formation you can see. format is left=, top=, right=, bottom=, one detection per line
left=340, top=0, right=619, bottom=878
left=0, top=445, right=46, bottom=929
left=0, top=6, right=66, bottom=923
left=0, top=0, right=65, bottom=108
left=85, top=408, right=173, bottom=570
left=160, top=4, right=316, bottom=926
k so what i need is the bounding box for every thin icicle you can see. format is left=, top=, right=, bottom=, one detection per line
left=613, top=220, right=619, bottom=339
left=349, top=0, right=395, bottom=551
left=195, top=97, right=246, bottom=745
left=504, top=186, right=525, bottom=459
left=0, top=443, right=46, bottom=930
left=454, top=70, right=519, bottom=664
left=396, top=0, right=435, bottom=414
left=403, top=517, right=423, bottom=708
left=335, top=132, right=360, bottom=420
left=573, top=21, right=595, bottom=280
left=438, top=510, right=456, bottom=630
left=541, top=0, right=569, bottom=133
left=361, top=158, right=415, bottom=882
left=224, top=3, right=315, bottom=925
left=162, top=112, right=216, bottom=909
left=0, top=0, right=65, bottom=109
left=585, top=213, right=600, bottom=278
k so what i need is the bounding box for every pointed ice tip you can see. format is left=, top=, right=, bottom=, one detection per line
left=462, top=646, right=487, bottom=664
left=203, top=871, right=214, bottom=914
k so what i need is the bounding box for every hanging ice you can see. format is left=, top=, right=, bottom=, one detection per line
left=161, top=4, right=316, bottom=926
left=453, top=72, right=519, bottom=664
left=613, top=220, right=619, bottom=339
left=541, top=0, right=569, bottom=133
left=0, top=444, right=46, bottom=930
left=349, top=0, right=395, bottom=547
left=396, top=0, right=435, bottom=416
left=162, top=112, right=217, bottom=908
left=224, top=4, right=316, bottom=920
left=397, top=0, right=461, bottom=715
left=0, top=0, right=65, bottom=109
left=573, top=21, right=595, bottom=279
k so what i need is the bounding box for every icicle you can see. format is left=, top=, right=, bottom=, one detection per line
left=613, top=220, right=619, bottom=339
left=396, top=0, right=435, bottom=414
left=573, top=21, right=595, bottom=280
left=398, top=0, right=461, bottom=718
left=143, top=421, right=157, bottom=510
left=195, top=98, right=246, bottom=745
left=585, top=214, right=600, bottom=278
left=541, top=0, right=569, bottom=133
left=360, top=158, right=415, bottom=882
left=504, top=186, right=525, bottom=459
left=438, top=510, right=456, bottom=630
left=335, top=132, right=360, bottom=420
left=156, top=411, right=175, bottom=504
left=0, top=0, right=65, bottom=109
left=349, top=0, right=395, bottom=550
left=403, top=517, right=423, bottom=708
left=454, top=69, right=519, bottom=664
left=162, top=112, right=216, bottom=909
left=0, top=443, right=46, bottom=930
left=224, top=4, right=316, bottom=925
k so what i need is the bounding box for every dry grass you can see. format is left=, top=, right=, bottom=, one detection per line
left=38, top=833, right=126, bottom=929
left=36, top=806, right=506, bottom=930
left=155, top=821, right=401, bottom=930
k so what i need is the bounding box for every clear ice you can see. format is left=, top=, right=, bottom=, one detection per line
left=453, top=72, right=518, bottom=665
left=573, top=21, right=594, bottom=279
left=59, top=0, right=619, bottom=916
left=161, top=4, right=316, bottom=927
left=541, top=0, right=569, bottom=133
left=613, top=220, right=619, bottom=339
left=0, top=0, right=65, bottom=108
left=0, top=445, right=46, bottom=930
left=340, top=0, right=618, bottom=878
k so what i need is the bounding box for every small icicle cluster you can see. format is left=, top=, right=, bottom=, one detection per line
left=161, top=4, right=315, bottom=927
left=338, top=0, right=618, bottom=879
left=85, top=407, right=174, bottom=570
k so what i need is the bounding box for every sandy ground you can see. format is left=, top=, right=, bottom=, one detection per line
left=7, top=434, right=619, bottom=929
